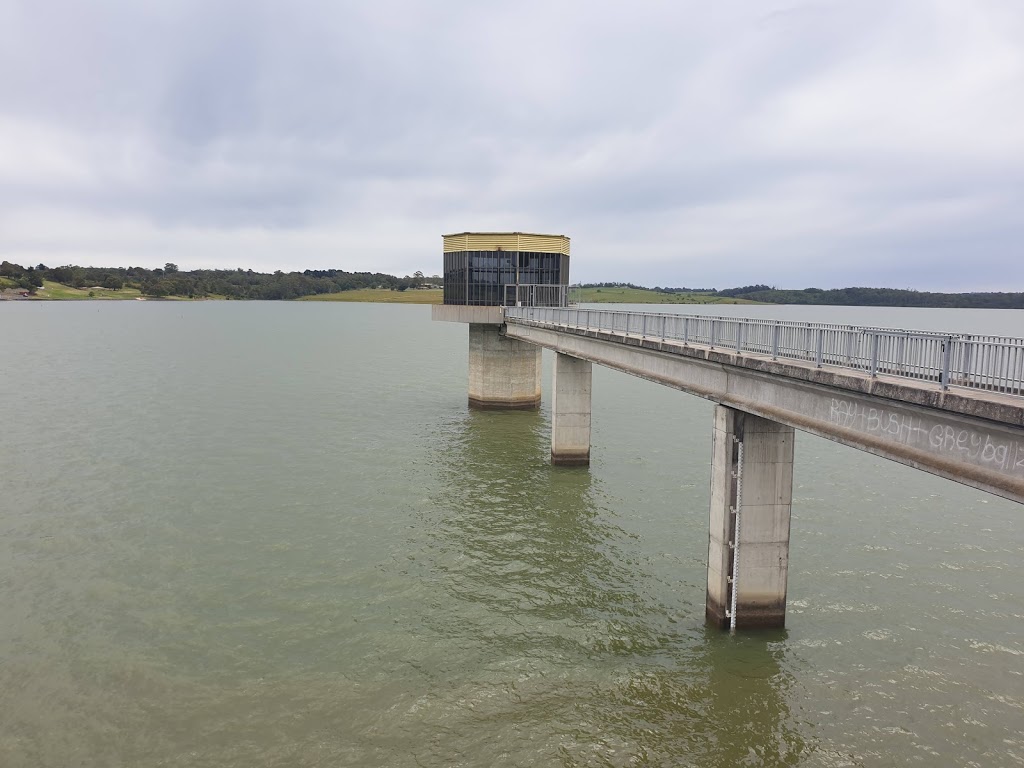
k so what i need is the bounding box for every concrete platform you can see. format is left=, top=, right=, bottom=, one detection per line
left=432, top=305, right=504, bottom=325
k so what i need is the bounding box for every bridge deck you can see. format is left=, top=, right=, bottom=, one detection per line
left=506, top=307, right=1024, bottom=401
left=507, top=314, right=1024, bottom=422
left=504, top=310, right=1024, bottom=504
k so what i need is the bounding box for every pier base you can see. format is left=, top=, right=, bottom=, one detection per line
left=468, top=324, right=542, bottom=409
left=551, top=353, right=592, bottom=465
left=706, top=405, right=794, bottom=630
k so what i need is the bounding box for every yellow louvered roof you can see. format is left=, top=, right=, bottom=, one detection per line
left=442, top=232, right=570, bottom=255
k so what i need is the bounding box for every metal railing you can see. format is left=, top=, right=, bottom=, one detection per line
left=502, top=283, right=571, bottom=308
left=503, top=307, right=1024, bottom=397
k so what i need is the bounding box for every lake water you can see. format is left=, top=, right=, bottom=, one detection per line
left=1, top=301, right=1022, bottom=767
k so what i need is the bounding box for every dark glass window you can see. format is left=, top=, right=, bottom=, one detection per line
left=444, top=249, right=567, bottom=305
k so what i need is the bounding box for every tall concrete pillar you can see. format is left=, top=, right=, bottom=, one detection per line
left=468, top=324, right=542, bottom=409
left=551, top=352, right=592, bottom=465
left=706, top=405, right=794, bottom=630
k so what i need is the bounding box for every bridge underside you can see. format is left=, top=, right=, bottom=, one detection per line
left=505, top=322, right=1024, bottom=505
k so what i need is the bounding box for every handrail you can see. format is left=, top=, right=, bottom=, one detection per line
left=503, top=307, right=1024, bottom=397
left=501, top=283, right=571, bottom=307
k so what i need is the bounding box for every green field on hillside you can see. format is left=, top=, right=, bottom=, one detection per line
left=33, top=281, right=144, bottom=300
left=299, top=288, right=444, bottom=303
left=574, top=287, right=760, bottom=304
left=301, top=286, right=758, bottom=305
left=9, top=282, right=760, bottom=305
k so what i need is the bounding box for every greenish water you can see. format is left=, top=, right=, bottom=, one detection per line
left=0, top=301, right=1021, bottom=767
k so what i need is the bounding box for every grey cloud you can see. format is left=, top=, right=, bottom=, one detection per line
left=0, top=0, right=1022, bottom=290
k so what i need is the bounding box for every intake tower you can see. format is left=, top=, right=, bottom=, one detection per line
left=431, top=232, right=571, bottom=409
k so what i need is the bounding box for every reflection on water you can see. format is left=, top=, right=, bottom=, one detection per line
left=428, top=409, right=651, bottom=649
left=583, top=629, right=806, bottom=767
left=420, top=407, right=806, bottom=766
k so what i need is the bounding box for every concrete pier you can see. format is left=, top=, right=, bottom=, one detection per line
left=551, top=353, right=592, bottom=465
left=468, top=324, right=542, bottom=409
left=706, top=405, right=795, bottom=630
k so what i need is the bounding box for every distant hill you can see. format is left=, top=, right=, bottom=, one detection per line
left=576, top=283, right=1024, bottom=309
left=3, top=260, right=1020, bottom=308
left=0, top=261, right=431, bottom=300
left=572, top=285, right=758, bottom=304
left=711, top=285, right=1024, bottom=309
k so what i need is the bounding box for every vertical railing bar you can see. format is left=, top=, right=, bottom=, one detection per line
left=995, top=344, right=1002, bottom=392
left=982, top=343, right=990, bottom=390
left=963, top=336, right=973, bottom=388
left=941, top=336, right=952, bottom=390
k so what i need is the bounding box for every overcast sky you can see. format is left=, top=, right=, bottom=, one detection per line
left=2, top=0, right=1022, bottom=290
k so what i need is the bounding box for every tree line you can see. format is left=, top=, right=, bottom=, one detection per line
left=715, top=285, right=1024, bottom=309
left=0, top=261, right=433, bottom=300
left=576, top=282, right=1024, bottom=309
left=4, top=262, right=1021, bottom=307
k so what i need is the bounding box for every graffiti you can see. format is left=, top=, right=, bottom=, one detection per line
left=828, top=399, right=929, bottom=444
left=925, top=425, right=1024, bottom=472
left=828, top=398, right=1024, bottom=473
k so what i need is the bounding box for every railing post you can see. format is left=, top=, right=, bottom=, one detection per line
left=870, top=333, right=879, bottom=378
left=684, top=317, right=690, bottom=345
left=815, top=328, right=824, bottom=368
left=642, top=313, right=648, bottom=338
left=962, top=336, right=973, bottom=386
left=736, top=322, right=743, bottom=352
left=772, top=322, right=780, bottom=360
left=711, top=320, right=717, bottom=348
left=941, top=336, right=952, bottom=390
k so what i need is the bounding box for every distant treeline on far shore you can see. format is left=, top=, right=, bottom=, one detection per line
left=580, top=282, right=1024, bottom=309
left=2, top=261, right=1022, bottom=308
left=0, top=261, right=435, bottom=300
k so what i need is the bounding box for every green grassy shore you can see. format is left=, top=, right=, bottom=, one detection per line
left=300, top=287, right=757, bottom=304
left=18, top=281, right=209, bottom=301
left=35, top=280, right=144, bottom=300
left=299, top=288, right=444, bottom=303
left=10, top=282, right=758, bottom=305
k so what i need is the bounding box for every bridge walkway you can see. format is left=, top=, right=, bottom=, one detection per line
left=496, top=306, right=1024, bottom=629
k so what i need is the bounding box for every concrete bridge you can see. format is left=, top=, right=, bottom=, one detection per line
left=435, top=304, right=1024, bottom=631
